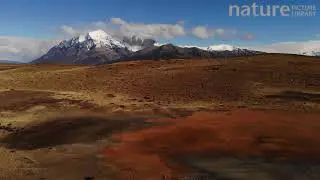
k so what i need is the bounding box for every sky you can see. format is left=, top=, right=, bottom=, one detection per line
left=0, top=0, right=319, bottom=61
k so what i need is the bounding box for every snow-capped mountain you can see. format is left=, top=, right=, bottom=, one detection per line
left=33, top=30, right=130, bottom=64
left=59, top=29, right=126, bottom=50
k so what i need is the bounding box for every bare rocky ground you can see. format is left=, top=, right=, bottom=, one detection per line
left=0, top=54, right=319, bottom=179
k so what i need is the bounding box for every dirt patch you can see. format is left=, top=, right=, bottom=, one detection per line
left=265, top=91, right=320, bottom=102
left=0, top=124, right=17, bottom=133
left=0, top=90, right=96, bottom=111
left=1, top=115, right=150, bottom=150
left=102, top=109, right=320, bottom=179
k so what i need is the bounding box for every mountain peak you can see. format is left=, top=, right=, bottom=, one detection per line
left=87, top=29, right=111, bottom=41
left=85, top=29, right=124, bottom=48
left=56, top=29, right=125, bottom=50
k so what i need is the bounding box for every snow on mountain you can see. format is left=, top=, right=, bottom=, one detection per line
left=154, top=43, right=165, bottom=47
left=180, top=44, right=256, bottom=53
left=180, top=44, right=239, bottom=51
left=57, top=29, right=126, bottom=50
left=125, top=45, right=144, bottom=52
left=207, top=44, right=236, bottom=51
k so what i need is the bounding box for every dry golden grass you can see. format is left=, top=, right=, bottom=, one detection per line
left=0, top=54, right=319, bottom=110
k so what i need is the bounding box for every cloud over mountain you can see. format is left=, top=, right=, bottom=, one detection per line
left=58, top=18, right=186, bottom=41
left=58, top=17, right=256, bottom=43
left=191, top=26, right=254, bottom=41
left=110, top=18, right=186, bottom=40
left=122, top=36, right=156, bottom=48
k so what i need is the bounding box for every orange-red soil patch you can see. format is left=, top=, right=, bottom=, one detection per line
left=102, top=109, right=320, bottom=179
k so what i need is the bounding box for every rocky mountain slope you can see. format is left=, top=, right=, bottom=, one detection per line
left=33, top=30, right=130, bottom=64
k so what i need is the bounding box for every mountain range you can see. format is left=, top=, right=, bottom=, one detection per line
left=32, top=30, right=319, bottom=65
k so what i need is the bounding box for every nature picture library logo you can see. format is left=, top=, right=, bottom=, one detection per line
left=229, top=2, right=317, bottom=17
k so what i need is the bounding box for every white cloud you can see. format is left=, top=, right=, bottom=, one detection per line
left=59, top=18, right=254, bottom=42
left=0, top=36, right=60, bottom=61
left=58, top=25, right=96, bottom=38
left=110, top=18, right=186, bottom=39
left=191, top=26, right=247, bottom=40
left=59, top=18, right=186, bottom=41
left=110, top=18, right=126, bottom=25
left=215, top=28, right=225, bottom=36
left=191, top=26, right=214, bottom=39
left=59, top=25, right=81, bottom=37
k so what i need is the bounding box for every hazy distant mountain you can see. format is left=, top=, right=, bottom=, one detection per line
left=0, top=60, right=22, bottom=64
left=127, top=44, right=261, bottom=60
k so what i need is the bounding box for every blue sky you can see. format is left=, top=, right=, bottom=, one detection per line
left=0, top=0, right=319, bottom=61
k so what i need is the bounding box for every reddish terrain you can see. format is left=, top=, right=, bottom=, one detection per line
left=103, top=109, right=320, bottom=179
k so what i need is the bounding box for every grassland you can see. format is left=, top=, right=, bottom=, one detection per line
left=0, top=54, right=319, bottom=179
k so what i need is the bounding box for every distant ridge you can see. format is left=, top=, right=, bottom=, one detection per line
left=126, top=44, right=261, bottom=61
